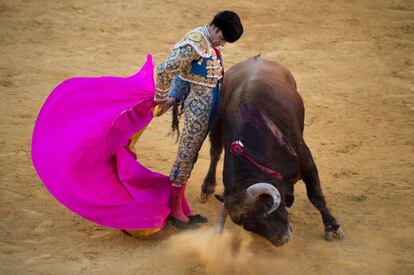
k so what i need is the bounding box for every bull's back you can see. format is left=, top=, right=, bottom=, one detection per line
left=221, top=56, right=304, bottom=132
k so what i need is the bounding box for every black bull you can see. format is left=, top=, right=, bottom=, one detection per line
left=200, top=56, right=344, bottom=246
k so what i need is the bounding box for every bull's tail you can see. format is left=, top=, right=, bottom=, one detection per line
left=171, top=101, right=185, bottom=142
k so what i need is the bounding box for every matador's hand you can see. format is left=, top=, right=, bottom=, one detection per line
left=155, top=97, right=176, bottom=117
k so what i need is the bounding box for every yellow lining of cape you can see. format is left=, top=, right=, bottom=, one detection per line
left=124, top=105, right=163, bottom=237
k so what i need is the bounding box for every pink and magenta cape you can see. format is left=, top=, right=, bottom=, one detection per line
left=32, top=55, right=190, bottom=230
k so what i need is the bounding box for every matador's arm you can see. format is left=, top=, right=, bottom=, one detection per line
left=154, top=45, right=197, bottom=103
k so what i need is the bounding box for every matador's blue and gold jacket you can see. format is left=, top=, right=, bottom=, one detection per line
left=155, top=25, right=223, bottom=102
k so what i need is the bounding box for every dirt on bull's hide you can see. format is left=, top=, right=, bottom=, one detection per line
left=1, top=0, right=413, bottom=274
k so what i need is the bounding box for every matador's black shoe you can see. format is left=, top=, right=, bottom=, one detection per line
left=188, top=214, right=208, bottom=223
left=169, top=216, right=200, bottom=230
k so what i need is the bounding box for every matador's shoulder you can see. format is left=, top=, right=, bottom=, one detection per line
left=174, top=27, right=212, bottom=58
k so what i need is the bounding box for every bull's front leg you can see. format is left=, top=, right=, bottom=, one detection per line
left=200, top=118, right=223, bottom=203
left=300, top=145, right=344, bottom=241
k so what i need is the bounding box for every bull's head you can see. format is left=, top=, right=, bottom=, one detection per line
left=217, top=183, right=292, bottom=246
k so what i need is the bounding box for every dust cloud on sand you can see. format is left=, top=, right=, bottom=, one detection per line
left=161, top=228, right=262, bottom=274
left=160, top=227, right=303, bottom=275
left=1, top=0, right=413, bottom=274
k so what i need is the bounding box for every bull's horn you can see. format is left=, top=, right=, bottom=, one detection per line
left=215, top=203, right=227, bottom=235
left=246, top=183, right=281, bottom=214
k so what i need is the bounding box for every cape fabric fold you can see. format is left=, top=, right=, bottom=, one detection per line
left=32, top=55, right=190, bottom=230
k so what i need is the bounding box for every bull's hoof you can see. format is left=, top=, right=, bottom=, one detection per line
left=324, top=226, right=345, bottom=241
left=200, top=192, right=213, bottom=203
left=214, top=194, right=225, bottom=202
left=334, top=226, right=345, bottom=240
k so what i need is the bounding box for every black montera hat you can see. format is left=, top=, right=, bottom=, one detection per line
left=211, top=11, right=243, bottom=43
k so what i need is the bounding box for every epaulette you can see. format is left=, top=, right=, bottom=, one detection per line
left=174, top=30, right=211, bottom=58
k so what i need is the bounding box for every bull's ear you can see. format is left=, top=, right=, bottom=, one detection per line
left=214, top=194, right=225, bottom=202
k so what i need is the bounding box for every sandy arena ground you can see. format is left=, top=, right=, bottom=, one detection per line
left=1, top=0, right=413, bottom=274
